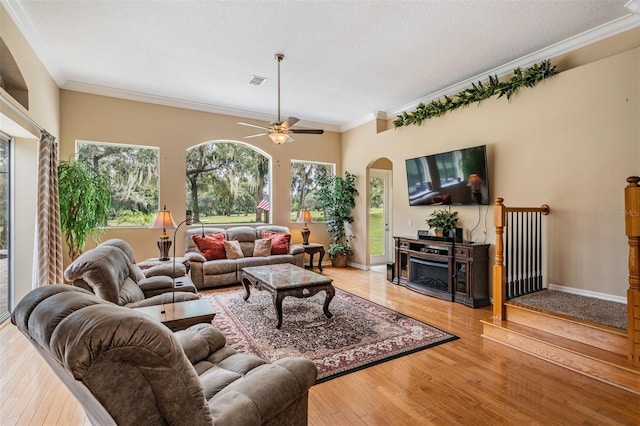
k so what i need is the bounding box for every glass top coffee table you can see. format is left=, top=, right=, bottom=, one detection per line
left=241, top=263, right=335, bottom=329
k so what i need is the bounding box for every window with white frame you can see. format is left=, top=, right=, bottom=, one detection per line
left=290, top=160, right=335, bottom=222
left=76, top=141, right=160, bottom=227
left=186, top=141, right=271, bottom=224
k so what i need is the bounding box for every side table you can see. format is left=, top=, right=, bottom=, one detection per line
left=302, top=243, right=325, bottom=272
left=132, top=299, right=215, bottom=332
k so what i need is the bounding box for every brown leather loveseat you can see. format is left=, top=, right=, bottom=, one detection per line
left=184, top=225, right=305, bottom=289
left=12, top=285, right=318, bottom=425
left=64, top=242, right=198, bottom=308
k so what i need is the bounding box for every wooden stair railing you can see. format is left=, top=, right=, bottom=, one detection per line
left=625, top=176, right=640, bottom=363
left=493, top=198, right=550, bottom=320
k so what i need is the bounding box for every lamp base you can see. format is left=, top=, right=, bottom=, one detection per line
left=301, top=228, right=310, bottom=245
left=157, top=237, right=172, bottom=261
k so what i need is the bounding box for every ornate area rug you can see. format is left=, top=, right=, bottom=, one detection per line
left=200, top=288, right=457, bottom=383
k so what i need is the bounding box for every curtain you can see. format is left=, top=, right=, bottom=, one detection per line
left=36, top=131, right=63, bottom=285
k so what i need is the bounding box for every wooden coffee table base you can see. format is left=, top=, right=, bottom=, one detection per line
left=242, top=264, right=335, bottom=329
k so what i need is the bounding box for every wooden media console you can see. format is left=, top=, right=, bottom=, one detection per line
left=393, top=236, right=490, bottom=308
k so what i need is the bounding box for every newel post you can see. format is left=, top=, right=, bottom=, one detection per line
left=625, top=176, right=640, bottom=362
left=493, top=197, right=506, bottom=320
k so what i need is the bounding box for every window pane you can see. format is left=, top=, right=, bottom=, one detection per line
left=0, top=136, right=9, bottom=323
left=77, top=141, right=159, bottom=226
left=290, top=161, right=334, bottom=222
left=186, top=142, right=270, bottom=224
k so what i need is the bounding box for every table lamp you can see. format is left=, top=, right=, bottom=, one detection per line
left=297, top=210, right=313, bottom=245
left=149, top=205, right=177, bottom=260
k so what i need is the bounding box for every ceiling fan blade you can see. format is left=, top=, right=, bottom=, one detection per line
left=243, top=133, right=269, bottom=139
left=281, top=117, right=299, bottom=129
left=238, top=121, right=270, bottom=131
left=291, top=129, right=324, bottom=135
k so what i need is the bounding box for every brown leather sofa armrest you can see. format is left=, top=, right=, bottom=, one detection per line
left=137, top=275, right=173, bottom=293
left=142, top=263, right=186, bottom=278
left=174, top=323, right=228, bottom=365
left=185, top=251, right=207, bottom=263
left=289, top=244, right=305, bottom=255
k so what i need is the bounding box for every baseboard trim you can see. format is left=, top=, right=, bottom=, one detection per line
left=548, top=283, right=627, bottom=305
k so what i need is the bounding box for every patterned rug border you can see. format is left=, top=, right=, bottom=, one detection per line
left=202, top=287, right=459, bottom=383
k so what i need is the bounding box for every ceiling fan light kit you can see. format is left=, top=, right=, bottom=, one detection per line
left=269, top=132, right=289, bottom=144
left=239, top=53, right=324, bottom=144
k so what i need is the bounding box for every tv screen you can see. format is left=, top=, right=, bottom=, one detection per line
left=405, top=145, right=490, bottom=206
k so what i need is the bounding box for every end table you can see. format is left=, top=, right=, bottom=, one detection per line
left=302, top=243, right=325, bottom=272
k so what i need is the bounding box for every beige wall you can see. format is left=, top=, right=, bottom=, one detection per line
left=1, top=4, right=60, bottom=305
left=5, top=1, right=639, bottom=303
left=343, top=47, right=640, bottom=298
left=59, top=90, right=341, bottom=264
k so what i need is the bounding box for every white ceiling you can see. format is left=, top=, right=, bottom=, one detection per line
left=2, top=1, right=638, bottom=132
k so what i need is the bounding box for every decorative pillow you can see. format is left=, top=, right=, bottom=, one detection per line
left=253, top=238, right=272, bottom=257
left=192, top=233, right=226, bottom=260
left=224, top=240, right=244, bottom=260
left=261, top=231, right=291, bottom=255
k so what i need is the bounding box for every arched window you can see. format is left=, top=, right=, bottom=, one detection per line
left=186, top=141, right=271, bottom=224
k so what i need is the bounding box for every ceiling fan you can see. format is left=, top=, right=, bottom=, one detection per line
left=238, top=53, right=324, bottom=144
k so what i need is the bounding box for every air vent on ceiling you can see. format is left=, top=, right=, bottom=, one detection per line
left=249, top=75, right=267, bottom=86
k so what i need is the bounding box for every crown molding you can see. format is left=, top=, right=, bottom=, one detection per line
left=63, top=81, right=341, bottom=133
left=343, top=13, right=640, bottom=133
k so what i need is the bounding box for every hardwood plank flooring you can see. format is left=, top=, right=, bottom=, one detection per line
left=1, top=267, right=639, bottom=425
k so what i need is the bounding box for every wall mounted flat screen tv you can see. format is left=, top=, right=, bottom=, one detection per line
left=406, top=145, right=490, bottom=206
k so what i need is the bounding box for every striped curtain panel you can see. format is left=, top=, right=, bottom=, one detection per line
left=36, top=131, right=63, bottom=285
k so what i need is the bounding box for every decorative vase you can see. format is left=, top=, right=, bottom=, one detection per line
left=435, top=230, right=444, bottom=237
left=332, top=253, right=348, bottom=268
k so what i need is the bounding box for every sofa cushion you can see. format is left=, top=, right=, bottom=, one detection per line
left=236, top=256, right=271, bottom=269
left=203, top=259, right=237, bottom=275
left=253, top=238, right=271, bottom=257
left=261, top=231, right=291, bottom=255
left=226, top=226, right=259, bottom=257
left=193, top=233, right=226, bottom=260
left=223, top=240, right=244, bottom=260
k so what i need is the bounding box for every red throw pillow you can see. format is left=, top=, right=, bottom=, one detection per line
left=192, top=233, right=226, bottom=260
left=261, top=231, right=291, bottom=255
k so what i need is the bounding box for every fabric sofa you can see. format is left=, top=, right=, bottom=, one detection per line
left=64, top=243, right=199, bottom=308
left=184, top=225, right=305, bottom=289
left=12, top=285, right=318, bottom=426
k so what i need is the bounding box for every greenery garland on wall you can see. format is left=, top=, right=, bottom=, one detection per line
left=393, top=60, right=558, bottom=128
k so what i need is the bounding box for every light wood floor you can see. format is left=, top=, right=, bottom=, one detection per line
left=1, top=267, right=639, bottom=425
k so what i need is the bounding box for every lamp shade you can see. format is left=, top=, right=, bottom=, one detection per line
left=297, top=210, right=313, bottom=225
left=149, top=207, right=177, bottom=230
left=467, top=174, right=484, bottom=187
left=269, top=132, right=289, bottom=144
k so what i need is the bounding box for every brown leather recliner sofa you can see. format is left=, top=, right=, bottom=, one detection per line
left=11, top=285, right=318, bottom=425
left=64, top=242, right=198, bottom=308
left=184, top=225, right=305, bottom=289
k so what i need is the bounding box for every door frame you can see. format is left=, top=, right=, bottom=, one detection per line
left=369, top=168, right=392, bottom=266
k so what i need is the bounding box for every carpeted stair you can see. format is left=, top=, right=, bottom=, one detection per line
left=481, top=290, right=640, bottom=395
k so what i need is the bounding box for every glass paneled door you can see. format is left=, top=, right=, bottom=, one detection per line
left=369, top=169, right=391, bottom=266
left=0, top=135, right=10, bottom=323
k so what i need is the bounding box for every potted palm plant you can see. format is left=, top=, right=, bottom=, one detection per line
left=317, top=171, right=358, bottom=267
left=426, top=209, right=459, bottom=237
left=58, top=159, right=112, bottom=259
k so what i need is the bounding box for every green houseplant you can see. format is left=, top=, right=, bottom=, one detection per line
left=58, top=159, right=112, bottom=260
left=317, top=171, right=358, bottom=267
left=426, top=209, right=459, bottom=237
